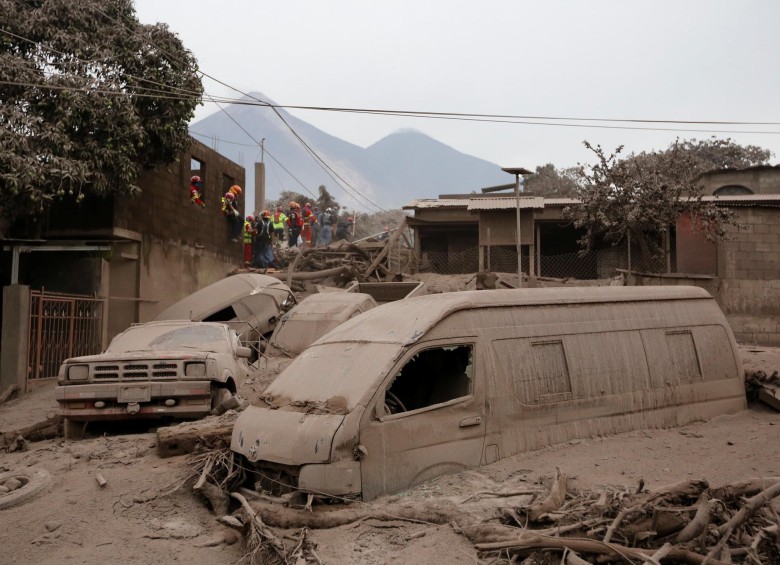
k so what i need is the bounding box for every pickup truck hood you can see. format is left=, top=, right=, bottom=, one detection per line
left=231, top=405, right=345, bottom=466
left=65, top=350, right=211, bottom=363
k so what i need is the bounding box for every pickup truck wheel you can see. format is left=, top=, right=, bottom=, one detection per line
left=63, top=418, right=86, bottom=440
left=211, top=386, right=233, bottom=411
left=0, top=467, right=51, bottom=509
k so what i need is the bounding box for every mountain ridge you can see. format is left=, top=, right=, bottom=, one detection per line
left=190, top=92, right=508, bottom=210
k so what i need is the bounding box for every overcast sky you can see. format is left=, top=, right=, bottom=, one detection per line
left=134, top=0, right=780, bottom=172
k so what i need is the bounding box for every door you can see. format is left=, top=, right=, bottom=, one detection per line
left=358, top=340, right=486, bottom=501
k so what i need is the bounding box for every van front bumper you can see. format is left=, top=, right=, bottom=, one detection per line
left=55, top=381, right=212, bottom=421
left=298, top=460, right=362, bottom=497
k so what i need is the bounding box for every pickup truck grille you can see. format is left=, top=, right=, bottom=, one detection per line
left=90, top=361, right=185, bottom=381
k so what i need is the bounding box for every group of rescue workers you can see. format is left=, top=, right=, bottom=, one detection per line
left=189, top=175, right=355, bottom=269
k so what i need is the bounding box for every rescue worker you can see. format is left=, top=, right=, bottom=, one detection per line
left=242, top=215, right=255, bottom=266
left=286, top=201, right=303, bottom=248
left=319, top=207, right=334, bottom=245
left=189, top=175, right=206, bottom=207
left=335, top=216, right=353, bottom=241
left=311, top=206, right=321, bottom=247
left=253, top=210, right=277, bottom=268
left=272, top=206, right=287, bottom=248
left=301, top=202, right=317, bottom=247
left=221, top=191, right=243, bottom=242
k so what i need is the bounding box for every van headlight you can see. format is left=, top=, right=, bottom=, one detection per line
left=185, top=362, right=207, bottom=377
left=68, top=365, right=89, bottom=381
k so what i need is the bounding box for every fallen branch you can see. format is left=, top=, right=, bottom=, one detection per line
left=243, top=498, right=460, bottom=529
left=675, top=493, right=712, bottom=543
left=474, top=532, right=729, bottom=565
left=716, top=479, right=780, bottom=537
left=523, top=467, right=567, bottom=522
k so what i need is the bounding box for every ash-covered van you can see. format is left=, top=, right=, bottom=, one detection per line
left=231, top=286, right=745, bottom=501
left=266, top=292, right=378, bottom=357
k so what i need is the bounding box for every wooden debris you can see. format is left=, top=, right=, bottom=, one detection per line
left=156, top=417, right=235, bottom=458
left=1, top=415, right=62, bottom=449
left=745, top=370, right=780, bottom=410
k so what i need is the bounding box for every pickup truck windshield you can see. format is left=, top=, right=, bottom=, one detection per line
left=107, top=324, right=229, bottom=353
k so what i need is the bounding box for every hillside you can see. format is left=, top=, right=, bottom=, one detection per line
left=189, top=92, right=508, bottom=210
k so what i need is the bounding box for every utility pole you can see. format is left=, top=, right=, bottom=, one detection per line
left=501, top=167, right=532, bottom=288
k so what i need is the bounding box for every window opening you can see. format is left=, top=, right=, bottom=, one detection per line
left=531, top=341, right=572, bottom=400
left=203, top=305, right=238, bottom=323
left=666, top=331, right=701, bottom=382
left=384, top=345, right=473, bottom=415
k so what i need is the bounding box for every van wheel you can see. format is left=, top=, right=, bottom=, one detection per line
left=0, top=467, right=52, bottom=509
left=63, top=419, right=86, bottom=440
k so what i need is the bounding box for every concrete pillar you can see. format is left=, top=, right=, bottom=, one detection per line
left=1, top=285, right=31, bottom=392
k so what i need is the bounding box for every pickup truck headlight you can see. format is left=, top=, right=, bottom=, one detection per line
left=185, top=362, right=207, bottom=377
left=67, top=365, right=89, bottom=381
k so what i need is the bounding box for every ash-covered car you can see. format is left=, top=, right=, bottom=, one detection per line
left=55, top=321, right=252, bottom=438
left=154, top=274, right=295, bottom=356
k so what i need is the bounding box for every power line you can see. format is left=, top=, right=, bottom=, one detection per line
left=83, top=3, right=384, bottom=212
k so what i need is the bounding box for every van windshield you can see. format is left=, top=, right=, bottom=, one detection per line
left=264, top=342, right=401, bottom=411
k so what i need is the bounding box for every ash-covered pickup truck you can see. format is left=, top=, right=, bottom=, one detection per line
left=55, top=321, right=251, bottom=438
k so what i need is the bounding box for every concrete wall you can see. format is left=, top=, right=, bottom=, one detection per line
left=115, top=138, right=245, bottom=260
left=633, top=207, right=780, bottom=346
left=698, top=166, right=780, bottom=196
left=0, top=285, right=30, bottom=390
left=137, top=237, right=239, bottom=323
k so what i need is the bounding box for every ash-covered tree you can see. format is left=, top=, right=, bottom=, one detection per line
left=0, top=0, right=202, bottom=234
left=568, top=137, right=772, bottom=261
left=524, top=163, right=578, bottom=197
left=315, top=185, right=340, bottom=212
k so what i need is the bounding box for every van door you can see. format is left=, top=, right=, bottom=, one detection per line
left=358, top=340, right=486, bottom=501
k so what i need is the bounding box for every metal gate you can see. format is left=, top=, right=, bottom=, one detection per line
left=27, top=289, right=105, bottom=389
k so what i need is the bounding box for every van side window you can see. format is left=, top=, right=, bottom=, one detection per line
left=204, top=305, right=238, bottom=322
left=531, top=341, right=572, bottom=401
left=383, top=345, right=473, bottom=415
left=666, top=331, right=702, bottom=382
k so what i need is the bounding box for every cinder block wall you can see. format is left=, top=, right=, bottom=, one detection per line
left=631, top=207, right=780, bottom=346
left=717, top=208, right=780, bottom=345
left=115, top=138, right=245, bottom=259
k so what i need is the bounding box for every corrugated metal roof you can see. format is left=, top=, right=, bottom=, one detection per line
left=539, top=198, right=581, bottom=206
left=467, top=197, right=545, bottom=210
left=701, top=194, right=780, bottom=204
left=318, top=286, right=712, bottom=347
left=402, top=199, right=468, bottom=210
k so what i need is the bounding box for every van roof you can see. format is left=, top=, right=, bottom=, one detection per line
left=318, top=286, right=713, bottom=346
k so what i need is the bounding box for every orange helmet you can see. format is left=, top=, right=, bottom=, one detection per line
left=262, top=210, right=271, bottom=218
left=246, top=215, right=255, bottom=222
left=289, top=201, right=299, bottom=209
left=190, top=175, right=202, bottom=185
left=229, top=185, right=242, bottom=196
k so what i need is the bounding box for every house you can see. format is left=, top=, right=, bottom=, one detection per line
left=404, top=165, right=780, bottom=345
left=1, top=138, right=246, bottom=393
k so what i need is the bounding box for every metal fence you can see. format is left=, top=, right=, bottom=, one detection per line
left=418, top=238, right=680, bottom=280
left=28, top=290, right=105, bottom=388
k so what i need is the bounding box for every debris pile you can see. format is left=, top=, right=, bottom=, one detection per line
left=187, top=458, right=780, bottom=565
left=231, top=220, right=414, bottom=290
left=745, top=369, right=780, bottom=411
